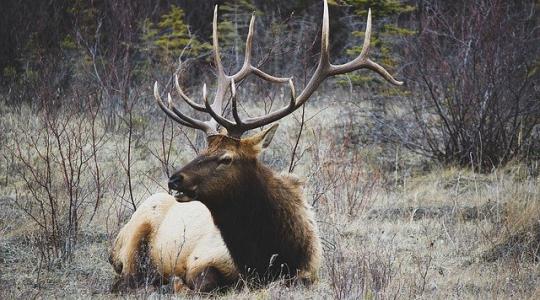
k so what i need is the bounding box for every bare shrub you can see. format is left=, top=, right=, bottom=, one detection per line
left=323, top=227, right=399, bottom=300
left=325, top=247, right=366, bottom=299
left=308, top=127, right=380, bottom=218
left=396, top=0, right=539, bottom=171
left=4, top=104, right=105, bottom=263
left=148, top=117, right=184, bottom=177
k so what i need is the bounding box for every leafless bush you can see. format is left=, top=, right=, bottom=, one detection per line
left=4, top=104, right=105, bottom=263
left=411, top=244, right=434, bottom=297
left=308, top=127, right=380, bottom=218
left=326, top=248, right=367, bottom=299
left=323, top=229, right=399, bottom=300
left=115, top=105, right=139, bottom=211
left=395, top=0, right=539, bottom=171
left=148, top=117, right=181, bottom=177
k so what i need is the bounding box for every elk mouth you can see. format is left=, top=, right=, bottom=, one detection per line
left=172, top=188, right=197, bottom=203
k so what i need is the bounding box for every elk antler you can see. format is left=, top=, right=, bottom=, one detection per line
left=154, top=5, right=289, bottom=136
left=154, top=0, right=403, bottom=137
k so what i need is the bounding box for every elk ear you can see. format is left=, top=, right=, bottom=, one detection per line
left=244, top=123, right=279, bottom=152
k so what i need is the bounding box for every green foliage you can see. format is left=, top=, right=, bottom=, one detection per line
left=338, top=0, right=414, bottom=86
left=143, top=5, right=210, bottom=61
left=60, top=35, right=77, bottom=51
left=345, top=0, right=414, bottom=17
left=220, top=0, right=258, bottom=14
left=2, top=66, right=17, bottom=82
left=68, top=0, right=99, bottom=48
left=217, top=20, right=238, bottom=50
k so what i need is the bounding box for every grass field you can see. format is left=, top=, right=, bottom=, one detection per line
left=1, top=97, right=539, bottom=299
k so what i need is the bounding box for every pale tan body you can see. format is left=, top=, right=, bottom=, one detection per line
left=110, top=193, right=237, bottom=288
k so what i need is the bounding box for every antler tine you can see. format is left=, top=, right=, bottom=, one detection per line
left=213, top=6, right=225, bottom=78
left=166, top=92, right=216, bottom=133
left=230, top=78, right=297, bottom=132
left=236, top=14, right=255, bottom=79
left=230, top=78, right=243, bottom=126
left=320, top=0, right=330, bottom=67
left=174, top=75, right=206, bottom=112
left=231, top=13, right=290, bottom=83
left=326, top=9, right=403, bottom=85
left=153, top=82, right=211, bottom=131
left=358, top=8, right=372, bottom=61
left=226, top=78, right=296, bottom=134
left=292, top=1, right=402, bottom=109
left=203, top=5, right=232, bottom=132
left=203, top=83, right=236, bottom=130
left=248, top=68, right=290, bottom=83
left=288, top=78, right=296, bottom=106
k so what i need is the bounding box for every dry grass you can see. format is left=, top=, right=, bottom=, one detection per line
left=0, top=98, right=539, bottom=299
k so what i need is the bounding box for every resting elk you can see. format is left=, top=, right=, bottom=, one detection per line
left=110, top=0, right=402, bottom=292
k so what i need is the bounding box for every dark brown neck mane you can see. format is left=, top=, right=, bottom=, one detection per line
left=203, top=161, right=316, bottom=282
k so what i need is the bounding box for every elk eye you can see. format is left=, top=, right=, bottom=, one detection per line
left=219, top=155, right=233, bottom=166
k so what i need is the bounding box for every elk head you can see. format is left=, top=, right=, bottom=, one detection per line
left=154, top=0, right=402, bottom=207
left=167, top=124, right=278, bottom=205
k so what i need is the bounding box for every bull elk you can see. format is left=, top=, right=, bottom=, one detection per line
left=111, top=0, right=402, bottom=292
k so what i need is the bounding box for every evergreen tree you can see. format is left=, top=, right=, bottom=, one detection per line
left=342, top=0, right=414, bottom=86
left=143, top=5, right=210, bottom=63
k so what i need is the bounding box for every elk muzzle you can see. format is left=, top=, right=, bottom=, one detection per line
left=168, top=173, right=197, bottom=202
left=168, top=173, right=184, bottom=191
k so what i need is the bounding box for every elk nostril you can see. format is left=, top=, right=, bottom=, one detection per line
left=168, top=174, right=184, bottom=190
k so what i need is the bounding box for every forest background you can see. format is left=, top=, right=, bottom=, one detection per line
left=0, top=0, right=539, bottom=298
